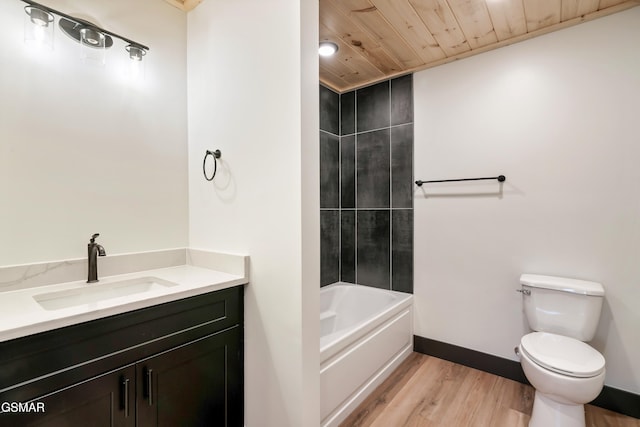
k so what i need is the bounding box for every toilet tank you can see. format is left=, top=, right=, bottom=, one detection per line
left=520, top=274, right=605, bottom=341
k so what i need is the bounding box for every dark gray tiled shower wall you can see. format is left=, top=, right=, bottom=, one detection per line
left=319, top=76, right=414, bottom=293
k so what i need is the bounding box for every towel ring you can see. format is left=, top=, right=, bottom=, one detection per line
left=203, top=149, right=222, bottom=181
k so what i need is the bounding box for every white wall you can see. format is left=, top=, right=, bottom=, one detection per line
left=187, top=1, right=319, bottom=426
left=414, top=7, right=640, bottom=394
left=0, top=0, right=188, bottom=266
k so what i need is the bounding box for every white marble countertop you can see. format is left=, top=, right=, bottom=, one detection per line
left=0, top=263, right=247, bottom=343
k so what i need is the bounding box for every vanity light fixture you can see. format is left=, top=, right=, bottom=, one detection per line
left=125, top=44, right=146, bottom=79
left=319, top=41, right=338, bottom=57
left=23, top=4, right=54, bottom=49
left=78, top=25, right=109, bottom=65
left=58, top=17, right=113, bottom=51
left=25, top=4, right=53, bottom=27
left=20, top=0, right=149, bottom=65
left=126, top=44, right=146, bottom=61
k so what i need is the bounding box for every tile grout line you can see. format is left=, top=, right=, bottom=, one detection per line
left=354, top=89, right=358, bottom=286
left=321, top=208, right=413, bottom=211
left=320, top=128, right=340, bottom=138
left=389, top=81, right=393, bottom=291
left=341, top=122, right=413, bottom=138
left=338, top=91, right=342, bottom=284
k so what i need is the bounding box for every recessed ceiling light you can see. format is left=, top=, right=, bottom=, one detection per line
left=319, top=41, right=338, bottom=57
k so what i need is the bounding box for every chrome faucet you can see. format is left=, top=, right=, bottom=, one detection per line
left=87, top=233, right=106, bottom=283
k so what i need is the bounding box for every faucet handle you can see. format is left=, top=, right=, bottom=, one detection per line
left=90, top=233, right=100, bottom=243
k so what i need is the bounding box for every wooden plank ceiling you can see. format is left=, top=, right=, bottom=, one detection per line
left=320, top=0, right=640, bottom=92
left=164, top=0, right=201, bottom=12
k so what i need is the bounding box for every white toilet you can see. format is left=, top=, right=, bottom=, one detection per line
left=517, top=274, right=606, bottom=427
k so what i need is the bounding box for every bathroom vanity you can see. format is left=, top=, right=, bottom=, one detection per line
left=0, top=250, right=248, bottom=427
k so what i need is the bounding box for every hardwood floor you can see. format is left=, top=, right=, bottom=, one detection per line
left=340, top=352, right=640, bottom=427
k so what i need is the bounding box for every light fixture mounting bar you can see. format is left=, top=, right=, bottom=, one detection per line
left=19, top=0, right=150, bottom=52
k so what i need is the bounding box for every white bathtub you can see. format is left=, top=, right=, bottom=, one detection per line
left=320, top=283, right=413, bottom=427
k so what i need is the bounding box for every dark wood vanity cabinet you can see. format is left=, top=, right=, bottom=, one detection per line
left=136, top=327, right=242, bottom=427
left=0, top=286, right=243, bottom=427
left=4, top=365, right=137, bottom=427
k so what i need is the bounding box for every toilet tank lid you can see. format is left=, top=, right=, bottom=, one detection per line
left=520, top=274, right=604, bottom=296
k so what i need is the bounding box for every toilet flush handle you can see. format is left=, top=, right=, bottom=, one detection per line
left=516, top=289, right=531, bottom=296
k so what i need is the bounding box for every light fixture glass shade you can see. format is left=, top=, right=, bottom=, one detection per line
left=79, top=27, right=107, bottom=66
left=126, top=45, right=146, bottom=61
left=24, top=6, right=54, bottom=50
left=125, top=45, right=146, bottom=80
left=319, top=41, right=338, bottom=57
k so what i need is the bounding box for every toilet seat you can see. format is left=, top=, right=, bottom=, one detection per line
left=521, top=332, right=605, bottom=378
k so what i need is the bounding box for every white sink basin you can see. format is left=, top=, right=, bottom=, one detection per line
left=33, top=277, right=178, bottom=311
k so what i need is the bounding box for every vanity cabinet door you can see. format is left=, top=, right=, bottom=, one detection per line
left=0, top=365, right=136, bottom=427
left=136, top=326, right=242, bottom=427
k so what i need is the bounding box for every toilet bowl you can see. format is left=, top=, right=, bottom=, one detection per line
left=517, top=274, right=606, bottom=427
left=519, top=332, right=605, bottom=427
